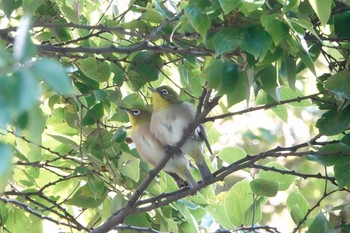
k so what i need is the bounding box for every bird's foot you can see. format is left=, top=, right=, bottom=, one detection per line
left=165, top=145, right=181, bottom=157
left=202, top=173, right=212, bottom=182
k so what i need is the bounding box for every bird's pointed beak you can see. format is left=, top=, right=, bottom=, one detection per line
left=119, top=106, right=132, bottom=113
left=148, top=86, right=157, bottom=93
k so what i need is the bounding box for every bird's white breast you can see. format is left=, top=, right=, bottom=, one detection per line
left=150, top=102, right=196, bottom=147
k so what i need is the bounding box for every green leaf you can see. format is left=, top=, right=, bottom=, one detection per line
left=250, top=178, right=278, bottom=197
left=112, top=127, right=126, bottom=143
left=87, top=173, right=106, bottom=193
left=308, top=211, right=336, bottom=233
left=287, top=188, right=310, bottom=225
left=77, top=58, right=110, bottom=82
left=33, top=58, right=74, bottom=95
left=0, top=202, right=8, bottom=225
left=259, top=162, right=296, bottom=191
left=219, top=0, right=241, bottom=14
left=307, top=143, right=350, bottom=166
left=271, top=105, right=288, bottom=122
left=1, top=0, right=21, bottom=17
left=66, top=183, right=107, bottom=208
left=241, top=26, right=272, bottom=60
left=47, top=134, right=79, bottom=150
left=13, top=15, right=37, bottom=63
left=55, top=0, right=80, bottom=23
left=82, top=103, right=104, bottom=125
left=213, top=28, right=241, bottom=56
left=257, top=65, right=280, bottom=101
left=27, top=106, right=46, bottom=162
left=218, top=146, right=246, bottom=164
left=176, top=202, right=199, bottom=233
left=282, top=55, right=296, bottom=90
left=316, top=107, right=350, bottom=136
left=219, top=62, right=239, bottom=95
left=280, top=87, right=312, bottom=107
left=204, top=59, right=239, bottom=95
left=140, top=6, right=165, bottom=23
left=297, top=49, right=316, bottom=75
left=260, top=14, right=289, bottom=45
left=118, top=93, right=145, bottom=109
left=334, top=12, right=350, bottom=38
left=184, top=4, right=211, bottom=38
left=204, top=59, right=225, bottom=90
left=127, top=52, right=161, bottom=90
left=15, top=69, right=40, bottom=114
left=241, top=0, right=264, bottom=12
left=308, top=0, right=332, bottom=26
left=288, top=17, right=322, bottom=42
left=27, top=215, right=43, bottom=233
left=6, top=208, right=30, bottom=233
left=283, top=0, right=299, bottom=12
left=125, top=213, right=151, bottom=228
left=259, top=47, right=283, bottom=66
left=93, top=89, right=108, bottom=101
left=245, top=196, right=266, bottom=224
left=118, top=153, right=140, bottom=182
left=257, top=65, right=277, bottom=90
left=22, top=0, right=45, bottom=14
left=334, top=160, right=350, bottom=189
left=206, top=204, right=234, bottom=229
left=325, top=71, right=350, bottom=99
left=154, top=0, right=174, bottom=17
left=110, top=63, right=125, bottom=86
left=225, top=179, right=253, bottom=226
left=226, top=71, right=250, bottom=107
left=0, top=70, right=40, bottom=126
left=0, top=143, right=12, bottom=193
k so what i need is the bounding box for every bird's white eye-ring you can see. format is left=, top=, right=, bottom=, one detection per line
left=132, top=109, right=141, bottom=116
left=160, top=89, right=168, bottom=95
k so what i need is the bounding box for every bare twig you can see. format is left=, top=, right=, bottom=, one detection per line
left=204, top=93, right=321, bottom=122
left=0, top=197, right=88, bottom=231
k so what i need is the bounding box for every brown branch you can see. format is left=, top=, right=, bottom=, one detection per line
left=36, top=43, right=212, bottom=56
left=112, top=225, right=162, bottom=233
left=250, top=164, right=337, bottom=184
left=134, top=136, right=344, bottom=209
left=229, top=225, right=281, bottom=233
left=0, top=197, right=87, bottom=231
left=292, top=189, right=339, bottom=233
left=204, top=93, right=322, bottom=122
left=4, top=175, right=86, bottom=230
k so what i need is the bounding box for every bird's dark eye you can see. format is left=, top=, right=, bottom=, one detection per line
left=132, top=109, right=141, bottom=116
left=160, top=89, right=168, bottom=95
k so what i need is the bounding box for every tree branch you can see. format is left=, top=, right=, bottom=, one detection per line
left=204, top=93, right=322, bottom=122
left=0, top=197, right=87, bottom=231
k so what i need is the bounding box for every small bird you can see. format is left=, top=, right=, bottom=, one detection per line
left=149, top=85, right=212, bottom=181
left=119, top=106, right=197, bottom=188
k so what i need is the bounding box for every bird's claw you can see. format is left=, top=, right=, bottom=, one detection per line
left=165, top=145, right=182, bottom=157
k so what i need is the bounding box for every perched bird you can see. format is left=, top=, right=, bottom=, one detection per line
left=149, top=86, right=212, bottom=181
left=119, top=106, right=197, bottom=188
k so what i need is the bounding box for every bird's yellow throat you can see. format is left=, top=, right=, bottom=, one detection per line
left=152, top=92, right=172, bottom=110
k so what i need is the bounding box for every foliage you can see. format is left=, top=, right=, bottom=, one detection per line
left=1, top=0, right=350, bottom=232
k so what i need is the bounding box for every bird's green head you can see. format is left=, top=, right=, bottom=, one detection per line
left=149, top=85, right=180, bottom=110
left=119, top=107, right=151, bottom=127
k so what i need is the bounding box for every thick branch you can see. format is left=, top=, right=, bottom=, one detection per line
left=134, top=137, right=344, bottom=209
left=36, top=43, right=211, bottom=56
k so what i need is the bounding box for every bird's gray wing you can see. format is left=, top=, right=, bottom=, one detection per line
left=198, top=124, right=213, bottom=155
